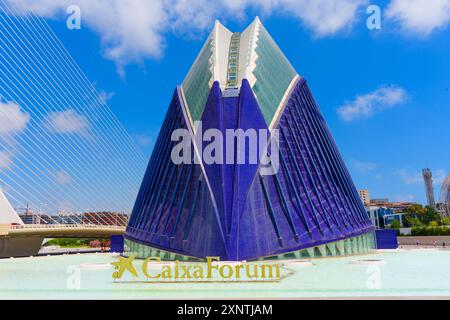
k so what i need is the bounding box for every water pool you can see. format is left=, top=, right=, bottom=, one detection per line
left=1, top=249, right=449, bottom=299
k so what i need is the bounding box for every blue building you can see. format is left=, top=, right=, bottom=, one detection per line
left=366, top=207, right=396, bottom=229
left=124, top=18, right=375, bottom=261
left=383, top=213, right=405, bottom=228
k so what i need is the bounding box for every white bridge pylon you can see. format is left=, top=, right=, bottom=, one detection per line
left=0, top=188, right=23, bottom=225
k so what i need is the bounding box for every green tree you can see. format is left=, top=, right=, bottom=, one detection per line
left=390, top=220, right=401, bottom=229
left=404, top=204, right=442, bottom=226
left=442, top=217, right=450, bottom=226
left=422, top=206, right=440, bottom=225
left=404, top=204, right=424, bottom=225
left=428, top=221, right=439, bottom=227
left=406, top=204, right=425, bottom=216
left=405, top=217, right=423, bottom=228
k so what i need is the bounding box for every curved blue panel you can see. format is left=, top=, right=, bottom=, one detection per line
left=125, top=79, right=374, bottom=261
left=125, top=88, right=227, bottom=259
left=235, top=79, right=373, bottom=260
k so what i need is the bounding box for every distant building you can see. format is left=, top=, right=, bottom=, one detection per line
left=368, top=198, right=415, bottom=213
left=366, top=206, right=395, bottom=229
left=383, top=213, right=405, bottom=228
left=386, top=201, right=416, bottom=213
left=441, top=174, right=450, bottom=215
left=18, top=214, right=52, bottom=225
left=370, top=198, right=390, bottom=205
left=422, top=168, right=436, bottom=208
left=54, top=211, right=83, bottom=224
left=366, top=207, right=381, bottom=229
left=358, top=190, right=370, bottom=206
left=436, top=203, right=447, bottom=217
left=82, top=212, right=128, bottom=226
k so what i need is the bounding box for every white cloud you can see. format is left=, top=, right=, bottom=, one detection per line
left=11, top=0, right=367, bottom=72
left=55, top=170, right=72, bottom=185
left=395, top=169, right=446, bottom=185
left=395, top=194, right=416, bottom=202
left=337, top=85, right=407, bottom=121
left=431, top=170, right=446, bottom=185
left=278, top=0, right=367, bottom=36
left=11, top=0, right=167, bottom=75
left=0, top=101, right=30, bottom=136
left=170, top=0, right=367, bottom=36
left=352, top=159, right=378, bottom=173
left=46, top=110, right=90, bottom=135
left=134, top=134, right=153, bottom=147
left=395, top=169, right=423, bottom=185
left=168, top=0, right=222, bottom=35
left=97, top=90, right=114, bottom=105
left=0, top=151, right=13, bottom=170
left=386, top=0, right=450, bottom=36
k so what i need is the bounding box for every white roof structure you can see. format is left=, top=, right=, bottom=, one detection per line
left=0, top=188, right=23, bottom=225
left=181, top=17, right=298, bottom=127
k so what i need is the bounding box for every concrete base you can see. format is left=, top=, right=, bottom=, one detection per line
left=398, top=236, right=450, bottom=246
left=0, top=236, right=44, bottom=258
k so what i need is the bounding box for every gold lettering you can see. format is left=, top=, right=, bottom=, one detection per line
left=142, top=257, right=161, bottom=279
left=180, top=265, right=193, bottom=279
left=206, top=256, right=220, bottom=278
left=245, top=264, right=258, bottom=279
left=174, top=260, right=179, bottom=279
left=192, top=265, right=204, bottom=278
left=234, top=264, right=244, bottom=278
left=219, top=265, right=233, bottom=279
left=161, top=265, right=172, bottom=278
left=261, top=264, right=280, bottom=278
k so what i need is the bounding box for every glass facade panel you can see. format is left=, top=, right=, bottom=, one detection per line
left=124, top=232, right=376, bottom=261
left=227, top=33, right=241, bottom=87
left=182, top=36, right=214, bottom=122
left=252, top=25, right=297, bottom=125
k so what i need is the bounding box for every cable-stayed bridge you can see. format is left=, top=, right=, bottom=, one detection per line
left=1, top=186, right=128, bottom=257
left=0, top=1, right=148, bottom=219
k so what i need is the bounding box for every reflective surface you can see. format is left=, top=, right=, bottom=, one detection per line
left=1, top=249, right=450, bottom=299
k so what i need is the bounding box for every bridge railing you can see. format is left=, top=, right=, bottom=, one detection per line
left=10, top=224, right=125, bottom=231
left=16, top=212, right=129, bottom=228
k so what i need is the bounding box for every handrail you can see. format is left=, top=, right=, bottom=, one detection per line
left=10, top=224, right=125, bottom=231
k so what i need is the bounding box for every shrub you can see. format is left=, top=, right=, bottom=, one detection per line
left=389, top=220, right=401, bottom=229
left=411, top=227, right=450, bottom=236
left=89, top=240, right=101, bottom=248
left=442, top=218, right=450, bottom=226
left=443, top=227, right=450, bottom=236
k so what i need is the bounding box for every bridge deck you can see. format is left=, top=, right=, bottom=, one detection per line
left=5, top=224, right=125, bottom=238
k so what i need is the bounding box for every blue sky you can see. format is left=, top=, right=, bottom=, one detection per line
left=11, top=0, right=450, bottom=205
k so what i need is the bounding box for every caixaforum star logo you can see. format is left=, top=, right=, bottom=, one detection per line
left=111, top=255, right=138, bottom=279
left=110, top=256, right=284, bottom=283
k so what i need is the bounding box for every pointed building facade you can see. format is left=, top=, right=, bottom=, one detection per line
left=124, top=19, right=375, bottom=261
